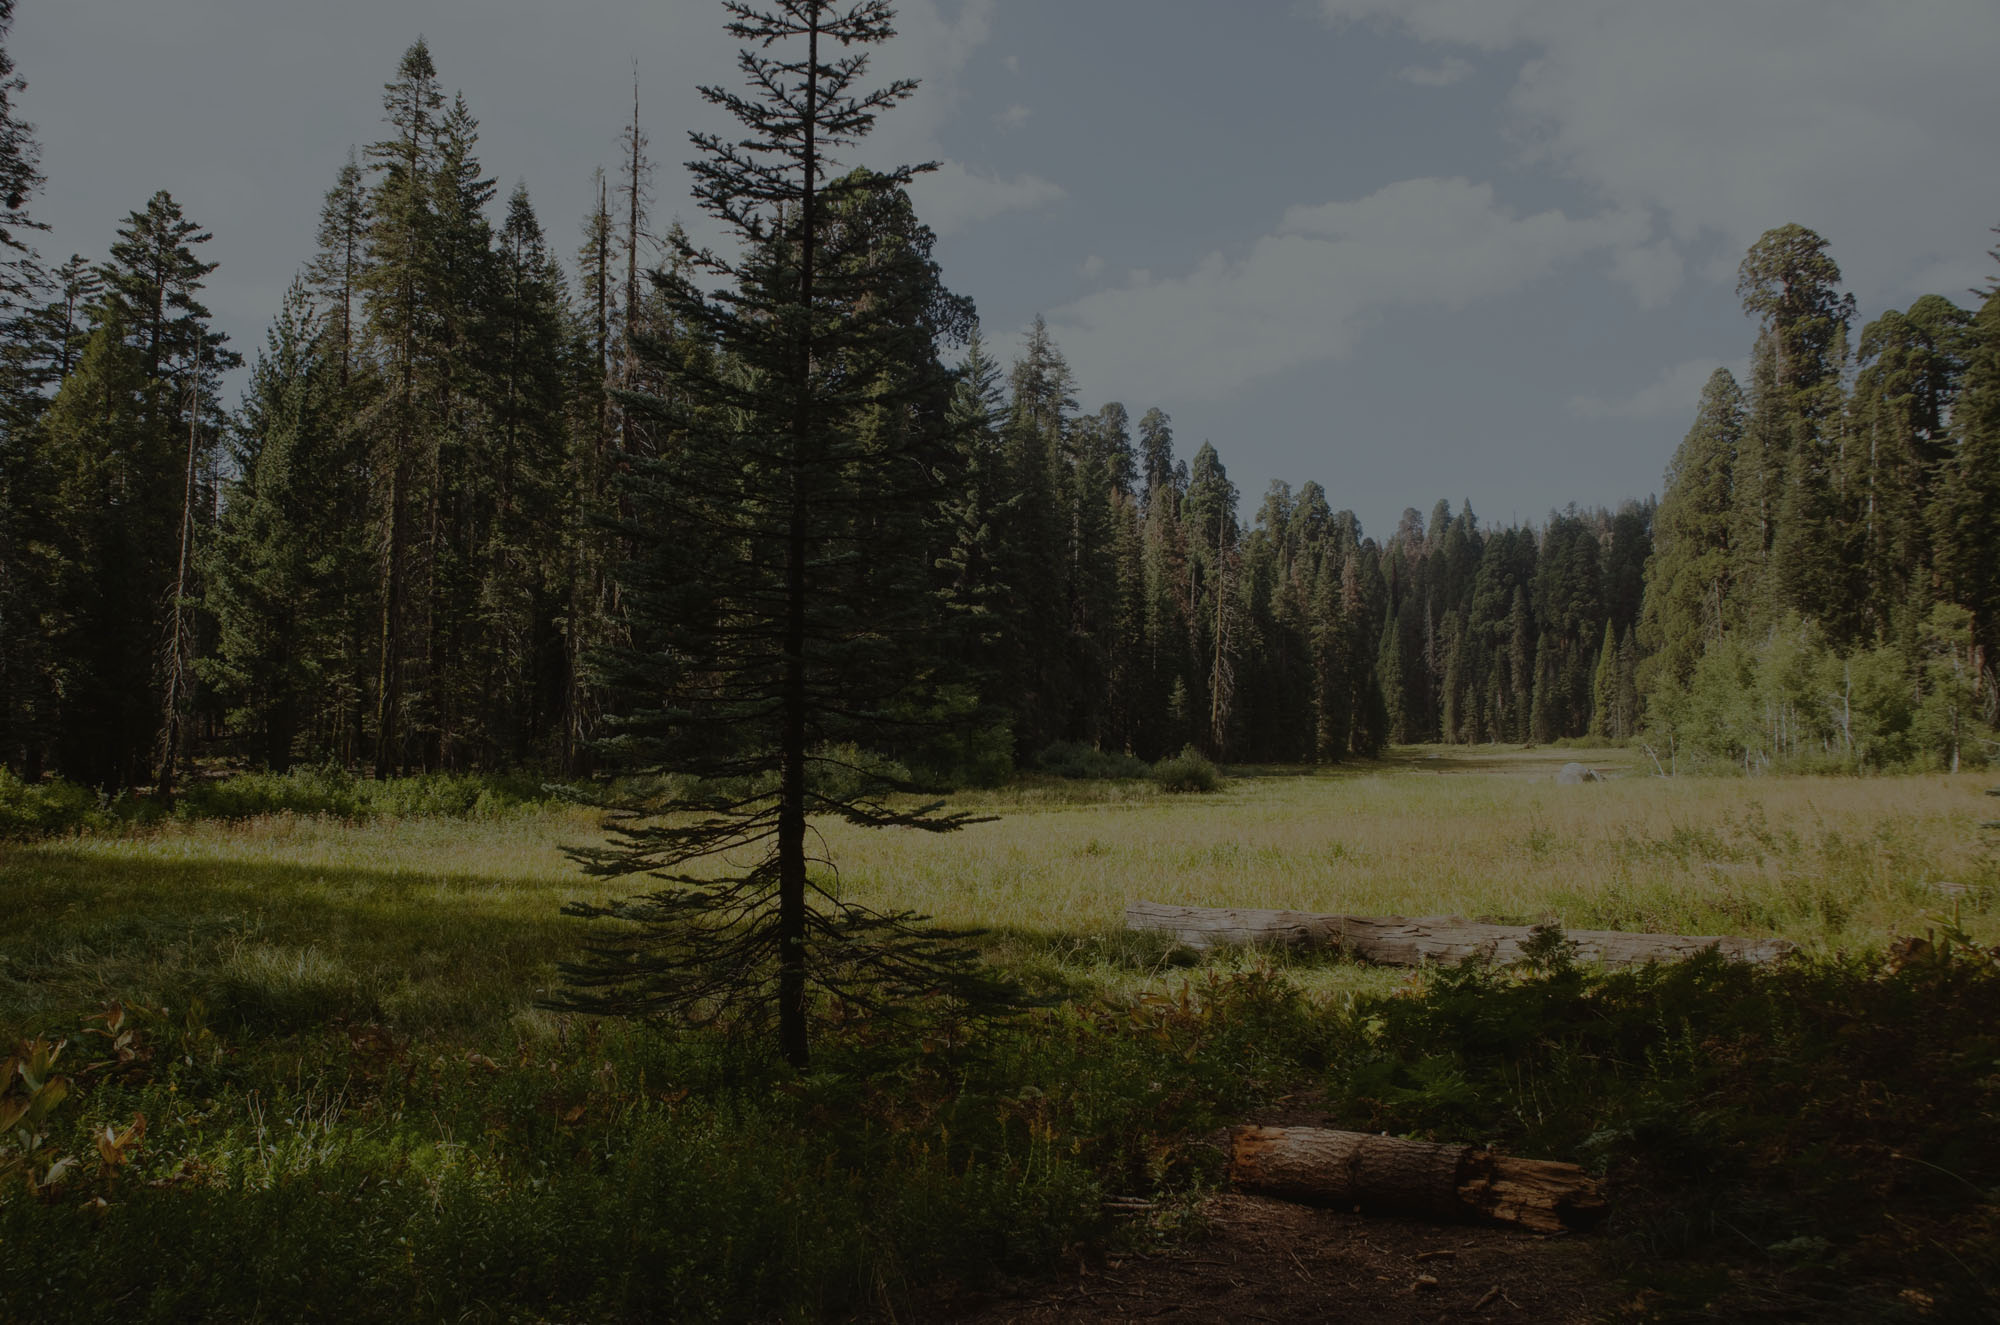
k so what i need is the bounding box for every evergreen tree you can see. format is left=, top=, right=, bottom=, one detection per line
left=562, top=0, right=1001, bottom=1070
left=306, top=153, right=370, bottom=389
left=1847, top=296, right=1969, bottom=642
left=204, top=283, right=369, bottom=769
left=1640, top=368, right=1743, bottom=693
left=0, top=0, right=43, bottom=312
left=1933, top=236, right=2000, bottom=683
left=36, top=319, right=160, bottom=786
left=1737, top=224, right=1856, bottom=633
left=471, top=185, right=571, bottom=763
left=998, top=315, right=1077, bottom=750
left=1183, top=441, right=1239, bottom=754
left=362, top=39, right=447, bottom=776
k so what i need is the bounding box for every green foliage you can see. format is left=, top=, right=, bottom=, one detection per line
left=1150, top=745, right=1220, bottom=794
left=1327, top=939, right=2000, bottom=1317
left=0, top=970, right=1333, bottom=1324
left=1648, top=611, right=1993, bottom=774
left=1035, top=741, right=1150, bottom=781
left=0, top=768, right=107, bottom=838
left=174, top=767, right=563, bottom=822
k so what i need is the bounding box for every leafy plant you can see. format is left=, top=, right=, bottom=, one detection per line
left=1150, top=746, right=1221, bottom=793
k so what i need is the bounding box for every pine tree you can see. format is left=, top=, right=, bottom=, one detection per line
left=1933, top=234, right=2000, bottom=684
left=1184, top=441, right=1239, bottom=755
left=1847, top=296, right=1969, bottom=643
left=562, top=0, right=1003, bottom=1070
left=1640, top=368, right=1743, bottom=693
left=362, top=40, right=447, bottom=776
left=1590, top=618, right=1617, bottom=738
left=204, top=282, right=369, bottom=768
left=36, top=318, right=159, bottom=786
left=0, top=0, right=48, bottom=773
left=471, top=185, right=571, bottom=763
left=306, top=154, right=370, bottom=389
left=617, top=69, right=654, bottom=456
left=998, top=315, right=1077, bottom=751
left=0, top=0, right=44, bottom=312
left=1736, top=224, right=1856, bottom=633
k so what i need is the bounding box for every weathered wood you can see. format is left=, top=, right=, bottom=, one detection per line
left=1457, top=1152, right=1610, bottom=1233
left=1229, top=1126, right=1606, bottom=1233
left=1127, top=901, right=1795, bottom=967
left=1230, top=1125, right=1469, bottom=1220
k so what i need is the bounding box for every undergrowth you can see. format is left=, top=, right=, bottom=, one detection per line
left=3, top=934, right=1994, bottom=1321
left=0, top=766, right=571, bottom=840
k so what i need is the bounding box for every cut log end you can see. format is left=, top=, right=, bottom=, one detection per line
left=1230, top=1126, right=1605, bottom=1233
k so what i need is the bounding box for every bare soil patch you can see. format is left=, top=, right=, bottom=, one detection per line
left=948, top=1193, right=1613, bottom=1324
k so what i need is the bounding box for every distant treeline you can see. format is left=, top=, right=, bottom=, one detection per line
left=0, top=27, right=1993, bottom=789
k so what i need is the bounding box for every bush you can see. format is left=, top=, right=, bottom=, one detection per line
left=0, top=770, right=110, bottom=840
left=1034, top=741, right=1150, bottom=781
left=1149, top=746, right=1220, bottom=793
left=175, top=767, right=565, bottom=822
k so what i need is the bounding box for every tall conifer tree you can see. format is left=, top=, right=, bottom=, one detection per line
left=562, top=0, right=1000, bottom=1069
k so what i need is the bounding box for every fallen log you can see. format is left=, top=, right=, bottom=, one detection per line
left=1127, top=901, right=1795, bottom=967
left=1229, top=1126, right=1607, bottom=1233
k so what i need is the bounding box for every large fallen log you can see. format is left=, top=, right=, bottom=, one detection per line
left=1229, top=1126, right=1607, bottom=1233
left=1127, top=900, right=1795, bottom=966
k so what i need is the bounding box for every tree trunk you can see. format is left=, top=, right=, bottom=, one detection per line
left=1229, top=1126, right=1606, bottom=1233
left=773, top=9, right=822, bottom=1074
left=1127, top=901, right=1796, bottom=966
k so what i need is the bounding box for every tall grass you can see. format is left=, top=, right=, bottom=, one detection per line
left=2, top=754, right=1995, bottom=1319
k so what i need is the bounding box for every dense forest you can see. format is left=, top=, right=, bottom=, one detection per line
left=0, top=17, right=1993, bottom=793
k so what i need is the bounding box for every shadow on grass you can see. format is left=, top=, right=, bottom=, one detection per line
left=0, top=846, right=599, bottom=1040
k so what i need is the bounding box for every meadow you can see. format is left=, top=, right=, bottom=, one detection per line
left=2, top=751, right=1996, bottom=1320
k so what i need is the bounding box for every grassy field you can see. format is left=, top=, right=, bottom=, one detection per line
left=2, top=750, right=1997, bottom=1321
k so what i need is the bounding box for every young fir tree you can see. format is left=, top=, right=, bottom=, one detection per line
left=203, top=281, right=368, bottom=769
left=561, top=0, right=1006, bottom=1070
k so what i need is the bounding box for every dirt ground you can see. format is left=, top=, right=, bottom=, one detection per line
left=947, top=1191, right=1615, bottom=1324
left=947, top=1100, right=1620, bottom=1325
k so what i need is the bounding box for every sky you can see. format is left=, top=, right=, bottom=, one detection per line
left=16, top=0, right=2000, bottom=539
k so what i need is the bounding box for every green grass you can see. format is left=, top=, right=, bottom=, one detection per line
left=2, top=753, right=1997, bottom=1320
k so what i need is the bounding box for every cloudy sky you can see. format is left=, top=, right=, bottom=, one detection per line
left=17, top=0, right=2000, bottom=536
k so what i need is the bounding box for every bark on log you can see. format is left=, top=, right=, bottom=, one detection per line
left=1127, top=901, right=1795, bottom=967
left=1229, top=1126, right=1607, bottom=1233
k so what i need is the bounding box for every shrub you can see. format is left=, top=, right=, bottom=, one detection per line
left=1149, top=746, right=1220, bottom=793
left=0, top=771, right=109, bottom=840
left=174, top=768, right=564, bottom=823
left=1035, top=741, right=1150, bottom=781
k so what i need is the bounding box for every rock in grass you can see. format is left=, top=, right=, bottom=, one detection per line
left=1555, top=762, right=1602, bottom=785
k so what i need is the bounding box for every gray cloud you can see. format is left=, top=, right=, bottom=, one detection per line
left=1397, top=56, right=1472, bottom=87
left=1321, top=0, right=2000, bottom=303
left=1569, top=357, right=1742, bottom=424
left=1046, top=177, right=1647, bottom=403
